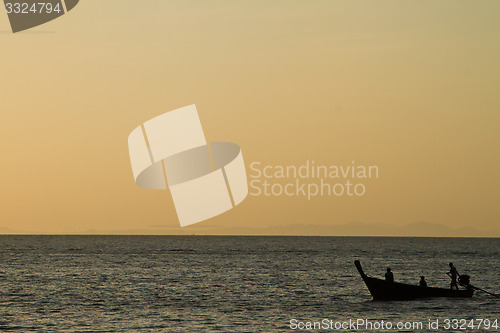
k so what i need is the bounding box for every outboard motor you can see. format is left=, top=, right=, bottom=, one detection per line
left=459, top=275, right=470, bottom=286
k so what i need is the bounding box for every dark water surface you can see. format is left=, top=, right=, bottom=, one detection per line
left=0, top=236, right=498, bottom=332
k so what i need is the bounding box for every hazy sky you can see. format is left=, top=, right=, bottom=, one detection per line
left=1, top=1, right=499, bottom=234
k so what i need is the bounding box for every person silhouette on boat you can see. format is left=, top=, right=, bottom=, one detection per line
left=385, top=267, right=394, bottom=283
left=447, top=262, right=460, bottom=290
left=419, top=276, right=427, bottom=287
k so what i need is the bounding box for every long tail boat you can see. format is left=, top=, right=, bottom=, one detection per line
left=354, top=260, right=474, bottom=300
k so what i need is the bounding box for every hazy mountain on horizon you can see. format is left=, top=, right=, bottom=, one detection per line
left=0, top=221, right=498, bottom=237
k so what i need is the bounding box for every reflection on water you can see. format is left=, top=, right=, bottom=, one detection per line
left=0, top=236, right=498, bottom=331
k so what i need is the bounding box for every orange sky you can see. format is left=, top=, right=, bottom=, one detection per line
left=1, top=1, right=499, bottom=234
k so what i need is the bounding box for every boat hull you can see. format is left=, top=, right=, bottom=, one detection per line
left=355, top=260, right=474, bottom=301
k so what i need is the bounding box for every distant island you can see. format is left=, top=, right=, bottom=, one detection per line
left=1, top=221, right=498, bottom=237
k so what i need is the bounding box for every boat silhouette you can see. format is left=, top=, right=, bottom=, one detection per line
left=355, top=260, right=474, bottom=300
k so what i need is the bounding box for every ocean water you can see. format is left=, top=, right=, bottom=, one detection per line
left=0, top=236, right=498, bottom=332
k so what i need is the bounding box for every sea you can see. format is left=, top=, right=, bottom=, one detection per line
left=0, top=236, right=498, bottom=332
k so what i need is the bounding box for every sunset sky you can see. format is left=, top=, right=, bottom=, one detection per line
left=1, top=1, right=499, bottom=234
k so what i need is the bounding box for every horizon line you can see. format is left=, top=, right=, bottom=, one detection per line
left=0, top=233, right=498, bottom=238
